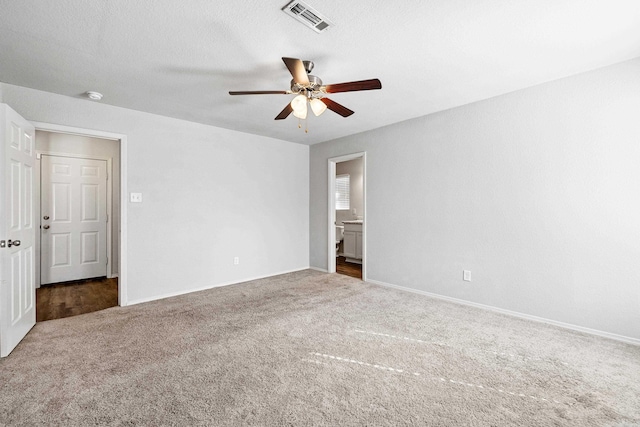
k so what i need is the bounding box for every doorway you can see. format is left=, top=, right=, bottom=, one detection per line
left=328, top=152, right=366, bottom=280
left=34, top=128, right=123, bottom=320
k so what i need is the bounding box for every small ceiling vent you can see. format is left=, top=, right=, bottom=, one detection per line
left=282, top=1, right=334, bottom=33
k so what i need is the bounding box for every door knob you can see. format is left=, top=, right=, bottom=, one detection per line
left=8, top=240, right=20, bottom=247
left=43, top=215, right=50, bottom=220
left=43, top=225, right=50, bottom=230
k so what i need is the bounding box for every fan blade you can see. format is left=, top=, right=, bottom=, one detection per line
left=321, top=98, right=354, bottom=117
left=282, top=57, right=309, bottom=85
left=229, top=90, right=289, bottom=95
left=275, top=103, right=293, bottom=120
left=323, top=79, right=382, bottom=93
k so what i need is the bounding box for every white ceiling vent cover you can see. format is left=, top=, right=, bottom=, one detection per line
left=282, top=1, right=334, bottom=33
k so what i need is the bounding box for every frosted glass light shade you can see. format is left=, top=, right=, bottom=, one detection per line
left=293, top=107, right=307, bottom=119
left=309, top=98, right=327, bottom=116
left=291, top=94, right=307, bottom=113
left=291, top=94, right=307, bottom=119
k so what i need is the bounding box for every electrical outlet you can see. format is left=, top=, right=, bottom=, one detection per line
left=130, top=192, right=143, bottom=203
left=463, top=270, right=471, bottom=282
left=234, top=257, right=239, bottom=265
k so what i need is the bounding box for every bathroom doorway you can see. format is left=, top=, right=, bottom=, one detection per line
left=328, top=152, right=366, bottom=280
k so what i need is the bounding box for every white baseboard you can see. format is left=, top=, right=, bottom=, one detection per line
left=309, top=266, right=329, bottom=273
left=108, top=273, right=119, bottom=279
left=366, top=278, right=640, bottom=346
left=126, top=267, right=311, bottom=306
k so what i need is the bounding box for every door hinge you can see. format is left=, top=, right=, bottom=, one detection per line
left=106, top=257, right=109, bottom=266
left=0, top=240, right=5, bottom=248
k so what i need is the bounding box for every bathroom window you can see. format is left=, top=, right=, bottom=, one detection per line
left=335, top=174, right=350, bottom=210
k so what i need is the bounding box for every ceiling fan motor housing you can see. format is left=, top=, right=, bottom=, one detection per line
left=291, top=74, right=324, bottom=96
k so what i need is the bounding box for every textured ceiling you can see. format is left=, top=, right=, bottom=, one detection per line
left=1, top=0, right=639, bottom=145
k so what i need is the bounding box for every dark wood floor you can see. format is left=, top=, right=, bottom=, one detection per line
left=36, top=277, right=118, bottom=322
left=336, top=256, right=362, bottom=279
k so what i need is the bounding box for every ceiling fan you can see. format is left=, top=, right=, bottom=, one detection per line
left=229, top=57, right=381, bottom=124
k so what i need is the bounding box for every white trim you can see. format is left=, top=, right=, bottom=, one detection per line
left=30, top=122, right=121, bottom=141
left=366, top=278, right=640, bottom=346
left=127, top=268, right=311, bottom=306
left=327, top=152, right=366, bottom=280
left=309, top=266, right=328, bottom=273
left=36, top=152, right=114, bottom=286
left=327, top=161, right=336, bottom=273
left=32, top=122, right=128, bottom=306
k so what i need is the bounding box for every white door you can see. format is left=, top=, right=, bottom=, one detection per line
left=0, top=104, right=36, bottom=357
left=40, top=155, right=107, bottom=284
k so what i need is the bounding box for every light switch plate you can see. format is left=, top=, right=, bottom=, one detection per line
left=463, top=270, right=471, bottom=282
left=130, top=192, right=143, bottom=203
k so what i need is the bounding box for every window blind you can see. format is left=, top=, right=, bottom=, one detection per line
left=335, top=174, right=350, bottom=210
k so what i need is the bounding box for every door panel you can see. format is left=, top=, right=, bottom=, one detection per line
left=81, top=184, right=98, bottom=220
left=23, top=164, right=33, bottom=228
left=52, top=233, right=71, bottom=266
left=10, top=251, right=21, bottom=322
left=53, top=183, right=71, bottom=221
left=81, top=231, right=98, bottom=263
left=1, top=104, right=36, bottom=357
left=40, top=155, right=107, bottom=284
left=10, top=161, right=20, bottom=229
left=23, top=246, right=33, bottom=312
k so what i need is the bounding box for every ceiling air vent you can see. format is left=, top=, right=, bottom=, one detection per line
left=282, top=1, right=334, bottom=33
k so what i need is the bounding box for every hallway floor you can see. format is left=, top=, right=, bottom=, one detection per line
left=36, top=277, right=118, bottom=322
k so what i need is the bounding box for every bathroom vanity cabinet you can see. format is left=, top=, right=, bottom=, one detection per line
left=343, top=221, right=363, bottom=264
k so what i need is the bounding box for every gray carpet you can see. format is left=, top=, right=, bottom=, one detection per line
left=1, top=270, right=639, bottom=426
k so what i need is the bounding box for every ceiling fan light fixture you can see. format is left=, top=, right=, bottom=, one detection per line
left=309, top=98, right=327, bottom=116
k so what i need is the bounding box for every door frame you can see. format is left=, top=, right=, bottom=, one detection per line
left=327, top=152, right=366, bottom=280
left=36, top=152, right=114, bottom=285
left=31, top=122, right=128, bottom=306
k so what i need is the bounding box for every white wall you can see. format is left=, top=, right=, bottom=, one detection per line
left=35, top=131, right=121, bottom=278
left=1, top=83, right=309, bottom=304
left=336, top=157, right=363, bottom=225
left=310, top=58, right=640, bottom=341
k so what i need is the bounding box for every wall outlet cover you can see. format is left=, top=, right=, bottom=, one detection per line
left=130, top=192, right=143, bottom=203
left=463, top=270, right=471, bottom=282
